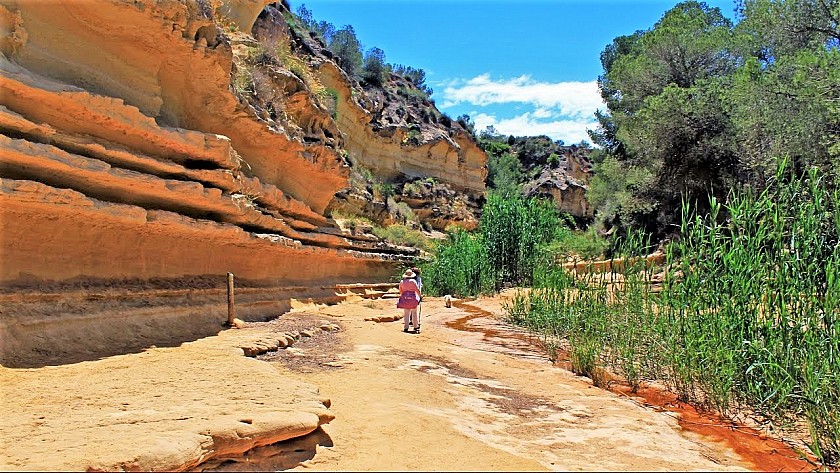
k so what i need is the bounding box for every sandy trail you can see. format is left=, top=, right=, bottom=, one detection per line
left=270, top=295, right=754, bottom=471
left=0, top=293, right=810, bottom=471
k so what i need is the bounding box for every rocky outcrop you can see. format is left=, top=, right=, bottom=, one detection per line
left=0, top=0, right=420, bottom=371
left=0, top=0, right=347, bottom=213
left=397, top=178, right=483, bottom=231
left=326, top=176, right=483, bottom=231
left=265, top=3, right=486, bottom=204
left=523, top=146, right=594, bottom=219
left=319, top=62, right=487, bottom=196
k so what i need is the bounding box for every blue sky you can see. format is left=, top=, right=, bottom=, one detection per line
left=293, top=0, right=739, bottom=144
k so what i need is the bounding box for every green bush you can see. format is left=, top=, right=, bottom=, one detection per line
left=481, top=193, right=561, bottom=286
left=544, top=227, right=610, bottom=260
left=420, top=229, right=495, bottom=297
left=371, top=224, right=432, bottom=252
left=422, top=194, right=565, bottom=297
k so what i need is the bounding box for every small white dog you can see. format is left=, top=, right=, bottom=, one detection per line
left=444, top=294, right=452, bottom=308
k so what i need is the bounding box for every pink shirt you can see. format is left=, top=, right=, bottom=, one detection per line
left=399, top=278, right=420, bottom=296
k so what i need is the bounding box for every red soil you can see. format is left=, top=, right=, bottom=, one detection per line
left=449, top=299, right=815, bottom=472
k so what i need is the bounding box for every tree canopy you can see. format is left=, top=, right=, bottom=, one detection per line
left=293, top=3, right=433, bottom=97
left=588, top=0, right=840, bottom=238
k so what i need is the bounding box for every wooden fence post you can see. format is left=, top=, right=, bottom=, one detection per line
left=226, top=272, right=235, bottom=326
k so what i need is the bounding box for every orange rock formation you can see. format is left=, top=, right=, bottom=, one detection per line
left=0, top=0, right=450, bottom=366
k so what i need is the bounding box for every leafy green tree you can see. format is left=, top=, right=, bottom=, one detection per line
left=479, top=125, right=502, bottom=140
left=730, top=0, right=840, bottom=181
left=362, top=47, right=387, bottom=86
left=295, top=4, right=313, bottom=29
left=392, top=64, right=432, bottom=96
left=305, top=19, right=335, bottom=44
left=485, top=146, right=524, bottom=197
left=736, top=0, right=840, bottom=61
left=589, top=1, right=739, bottom=236
left=328, top=25, right=363, bottom=78
left=456, top=114, right=476, bottom=137
left=587, top=156, right=653, bottom=222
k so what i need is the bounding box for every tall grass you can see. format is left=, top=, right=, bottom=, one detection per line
left=480, top=193, right=563, bottom=287
left=507, top=163, right=840, bottom=466
left=420, top=228, right=496, bottom=297
left=421, top=193, right=563, bottom=296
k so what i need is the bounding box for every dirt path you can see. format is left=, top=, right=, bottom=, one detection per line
left=1, top=293, right=812, bottom=471
left=266, top=295, right=760, bottom=471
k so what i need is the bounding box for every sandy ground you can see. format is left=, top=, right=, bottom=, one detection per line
left=1, top=293, right=810, bottom=471
left=270, top=295, right=755, bottom=472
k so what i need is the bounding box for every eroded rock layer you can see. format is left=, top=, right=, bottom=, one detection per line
left=0, top=0, right=417, bottom=371
left=524, top=146, right=594, bottom=219
left=260, top=2, right=487, bottom=200
left=320, top=62, right=487, bottom=196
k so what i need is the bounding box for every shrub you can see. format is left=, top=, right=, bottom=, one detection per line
left=544, top=227, right=610, bottom=260
left=372, top=181, right=395, bottom=199
left=362, top=47, right=387, bottom=86
left=328, top=25, right=363, bottom=79
left=388, top=198, right=415, bottom=223
left=371, top=224, right=432, bottom=252
left=420, top=229, right=495, bottom=297
left=481, top=193, right=561, bottom=287
left=318, top=88, right=339, bottom=118
left=422, top=194, right=564, bottom=296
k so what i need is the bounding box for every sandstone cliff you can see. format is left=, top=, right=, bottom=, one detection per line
left=0, top=0, right=490, bottom=469
left=264, top=4, right=487, bottom=228
left=0, top=0, right=437, bottom=369
left=523, top=145, right=594, bottom=219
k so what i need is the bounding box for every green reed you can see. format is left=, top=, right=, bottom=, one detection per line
left=420, top=228, right=496, bottom=297
left=422, top=193, right=563, bottom=297
left=507, top=162, right=839, bottom=466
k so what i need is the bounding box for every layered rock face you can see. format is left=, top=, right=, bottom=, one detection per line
left=524, top=146, right=594, bottom=219
left=327, top=176, right=483, bottom=232
left=320, top=63, right=487, bottom=196
left=265, top=5, right=487, bottom=224
left=0, top=0, right=419, bottom=366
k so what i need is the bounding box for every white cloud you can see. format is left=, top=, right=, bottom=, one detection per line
left=442, top=74, right=605, bottom=118
left=532, top=107, right=555, bottom=119
left=472, top=112, right=596, bottom=145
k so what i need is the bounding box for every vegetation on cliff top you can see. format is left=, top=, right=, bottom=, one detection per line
left=293, top=3, right=433, bottom=98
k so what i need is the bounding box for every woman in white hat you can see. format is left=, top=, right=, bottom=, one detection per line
left=397, top=269, right=422, bottom=333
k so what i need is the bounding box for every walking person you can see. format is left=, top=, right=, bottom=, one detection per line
left=411, top=266, right=423, bottom=294
left=411, top=266, right=423, bottom=331
left=397, top=269, right=421, bottom=333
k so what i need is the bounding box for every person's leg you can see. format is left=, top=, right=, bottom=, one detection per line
left=403, top=308, right=411, bottom=331
left=412, top=307, right=420, bottom=330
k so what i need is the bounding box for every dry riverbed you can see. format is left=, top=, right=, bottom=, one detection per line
left=0, top=293, right=813, bottom=471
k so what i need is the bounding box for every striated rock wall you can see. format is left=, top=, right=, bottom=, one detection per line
left=0, top=0, right=347, bottom=213
left=319, top=61, right=488, bottom=196
left=524, top=146, right=594, bottom=219
left=0, top=0, right=415, bottom=367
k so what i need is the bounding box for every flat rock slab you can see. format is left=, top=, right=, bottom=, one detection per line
left=0, top=326, right=332, bottom=471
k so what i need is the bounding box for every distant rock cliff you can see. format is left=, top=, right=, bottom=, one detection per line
left=259, top=3, right=487, bottom=229
left=0, top=0, right=484, bottom=367
left=523, top=145, right=594, bottom=220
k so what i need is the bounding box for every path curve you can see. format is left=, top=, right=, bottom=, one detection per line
left=268, top=295, right=788, bottom=471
